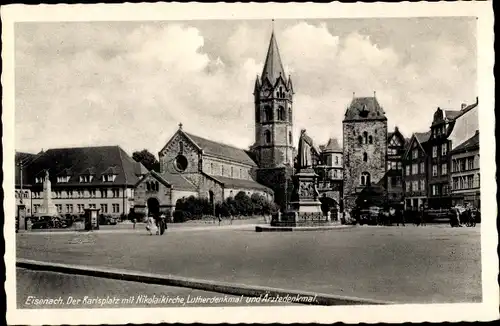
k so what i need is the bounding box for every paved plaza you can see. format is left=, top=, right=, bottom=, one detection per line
left=16, top=225, right=481, bottom=304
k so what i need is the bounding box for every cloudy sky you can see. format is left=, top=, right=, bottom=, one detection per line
left=15, top=17, right=476, bottom=156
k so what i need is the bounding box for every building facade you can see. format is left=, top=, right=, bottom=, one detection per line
left=21, top=146, right=147, bottom=217
left=426, top=98, right=478, bottom=209
left=402, top=132, right=431, bottom=210
left=386, top=127, right=406, bottom=208
left=316, top=138, right=343, bottom=207
left=342, top=95, right=388, bottom=211
left=450, top=130, right=480, bottom=208
left=15, top=152, right=37, bottom=218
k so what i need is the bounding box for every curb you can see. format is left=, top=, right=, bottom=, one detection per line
left=255, top=225, right=354, bottom=232
left=17, top=258, right=392, bottom=306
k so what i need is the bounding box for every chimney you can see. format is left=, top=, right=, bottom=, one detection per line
left=461, top=103, right=467, bottom=110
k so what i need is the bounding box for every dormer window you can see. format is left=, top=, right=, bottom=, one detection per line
left=79, top=175, right=93, bottom=183
left=57, top=176, right=70, bottom=183
left=35, top=177, right=43, bottom=184
left=102, top=174, right=117, bottom=182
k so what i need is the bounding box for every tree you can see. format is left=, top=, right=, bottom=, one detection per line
left=132, top=149, right=160, bottom=172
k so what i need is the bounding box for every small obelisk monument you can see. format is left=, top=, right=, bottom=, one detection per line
left=39, top=170, right=58, bottom=216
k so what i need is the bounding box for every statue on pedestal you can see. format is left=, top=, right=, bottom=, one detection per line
left=297, top=129, right=314, bottom=170
left=40, top=170, right=58, bottom=216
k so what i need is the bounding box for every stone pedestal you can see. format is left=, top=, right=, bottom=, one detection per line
left=289, top=168, right=322, bottom=214
left=271, top=168, right=326, bottom=227
left=37, top=174, right=58, bottom=217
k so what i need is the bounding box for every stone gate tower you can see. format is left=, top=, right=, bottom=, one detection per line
left=342, top=94, right=388, bottom=212
left=253, top=32, right=295, bottom=168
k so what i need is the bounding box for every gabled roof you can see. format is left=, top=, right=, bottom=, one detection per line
left=414, top=131, right=432, bottom=144
left=450, top=131, right=479, bottom=154
left=210, top=175, right=272, bottom=193
left=322, top=138, right=342, bottom=153
left=261, top=32, right=286, bottom=86
left=403, top=132, right=430, bottom=160
left=184, top=131, right=257, bottom=167
left=23, top=145, right=142, bottom=187
left=142, top=170, right=197, bottom=192
left=343, top=96, right=387, bottom=122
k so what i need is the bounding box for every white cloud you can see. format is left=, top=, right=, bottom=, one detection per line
left=15, top=20, right=476, bottom=157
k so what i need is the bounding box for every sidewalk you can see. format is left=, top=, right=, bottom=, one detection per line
left=18, top=222, right=263, bottom=235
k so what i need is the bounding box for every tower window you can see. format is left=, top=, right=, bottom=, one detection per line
left=255, top=107, right=260, bottom=123
left=358, top=136, right=363, bottom=145
left=369, top=135, right=373, bottom=144
left=363, top=131, right=368, bottom=144
left=278, top=106, right=285, bottom=121
left=289, top=131, right=292, bottom=144
left=264, top=130, right=271, bottom=144
left=264, top=106, right=273, bottom=121
left=361, top=172, right=371, bottom=186
left=288, top=108, right=292, bottom=123
left=363, top=152, right=368, bottom=162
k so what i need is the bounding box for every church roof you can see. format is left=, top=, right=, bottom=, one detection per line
left=22, top=145, right=143, bottom=187
left=261, top=32, right=286, bottom=86
left=450, top=130, right=479, bottom=154
left=184, top=132, right=257, bottom=167
left=322, top=138, right=342, bottom=153
left=148, top=170, right=197, bottom=192
left=210, top=175, right=272, bottom=192
left=343, top=96, right=387, bottom=122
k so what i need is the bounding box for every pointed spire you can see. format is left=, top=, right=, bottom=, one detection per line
left=261, top=28, right=286, bottom=87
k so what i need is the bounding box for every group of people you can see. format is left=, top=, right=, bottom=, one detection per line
left=145, top=214, right=168, bottom=235
left=450, top=206, right=479, bottom=227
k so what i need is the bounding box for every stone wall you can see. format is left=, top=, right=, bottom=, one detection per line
left=202, top=155, right=253, bottom=180
left=343, top=120, right=387, bottom=211
left=159, top=132, right=200, bottom=175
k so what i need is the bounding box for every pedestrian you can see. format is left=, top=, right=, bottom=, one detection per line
left=145, top=215, right=157, bottom=235
left=218, top=214, right=222, bottom=226
left=159, top=214, right=166, bottom=235
left=132, top=218, right=136, bottom=229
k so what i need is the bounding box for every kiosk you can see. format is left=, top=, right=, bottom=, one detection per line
left=84, top=208, right=100, bottom=231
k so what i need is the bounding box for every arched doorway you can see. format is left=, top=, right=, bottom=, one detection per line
left=319, top=195, right=338, bottom=216
left=147, top=197, right=160, bottom=217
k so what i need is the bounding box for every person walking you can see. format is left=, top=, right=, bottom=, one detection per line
left=145, top=215, right=158, bottom=235
left=159, top=214, right=166, bottom=235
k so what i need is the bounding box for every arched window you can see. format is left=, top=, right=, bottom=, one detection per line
left=255, top=107, right=260, bottom=123
left=363, top=152, right=368, bottom=162
left=279, top=87, right=283, bottom=98
left=361, top=172, right=371, bottom=186
left=289, top=131, right=292, bottom=144
left=288, top=108, right=292, bottom=122
left=358, top=136, right=363, bottom=145
left=363, top=131, right=368, bottom=144
left=179, top=142, right=184, bottom=153
left=264, top=106, right=273, bottom=121
left=369, top=135, right=373, bottom=144
left=278, top=106, right=285, bottom=120
left=146, top=182, right=151, bottom=191
left=264, top=130, right=271, bottom=144
left=231, top=167, right=234, bottom=177
left=155, top=181, right=159, bottom=191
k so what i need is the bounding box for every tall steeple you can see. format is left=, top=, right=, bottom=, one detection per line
left=253, top=25, right=294, bottom=169
left=261, top=31, right=286, bottom=86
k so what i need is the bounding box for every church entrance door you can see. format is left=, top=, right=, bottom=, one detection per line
left=147, top=197, right=160, bottom=217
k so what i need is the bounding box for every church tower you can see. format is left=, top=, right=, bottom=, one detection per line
left=253, top=31, right=295, bottom=168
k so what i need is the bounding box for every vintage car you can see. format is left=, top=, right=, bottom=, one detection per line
left=357, top=206, right=381, bottom=225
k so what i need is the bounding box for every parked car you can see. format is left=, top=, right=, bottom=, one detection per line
left=357, top=206, right=380, bottom=225
left=99, top=215, right=117, bottom=225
